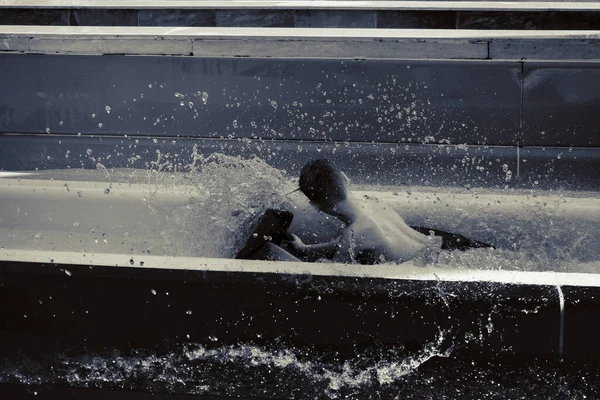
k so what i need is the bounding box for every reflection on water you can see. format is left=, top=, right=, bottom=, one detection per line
left=0, top=332, right=451, bottom=397
left=2, top=339, right=598, bottom=399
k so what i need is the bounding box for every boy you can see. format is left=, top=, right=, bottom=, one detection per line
left=237, top=159, right=491, bottom=264
left=284, top=159, right=441, bottom=264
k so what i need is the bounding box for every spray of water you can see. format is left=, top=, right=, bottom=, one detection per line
left=147, top=151, right=299, bottom=258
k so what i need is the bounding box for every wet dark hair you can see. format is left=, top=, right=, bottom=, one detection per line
left=299, top=159, right=348, bottom=208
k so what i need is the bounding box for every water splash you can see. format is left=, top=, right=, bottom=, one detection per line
left=148, top=152, right=298, bottom=258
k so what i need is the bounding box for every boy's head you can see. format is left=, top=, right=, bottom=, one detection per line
left=299, top=159, right=349, bottom=211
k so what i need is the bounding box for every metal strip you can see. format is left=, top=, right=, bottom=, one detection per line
left=2, top=248, right=600, bottom=288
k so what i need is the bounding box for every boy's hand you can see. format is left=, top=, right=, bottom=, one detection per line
left=283, top=234, right=306, bottom=253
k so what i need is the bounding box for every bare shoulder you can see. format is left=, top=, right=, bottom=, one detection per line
left=361, top=197, right=403, bottom=223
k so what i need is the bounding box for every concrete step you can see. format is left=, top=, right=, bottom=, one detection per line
left=2, top=26, right=600, bottom=60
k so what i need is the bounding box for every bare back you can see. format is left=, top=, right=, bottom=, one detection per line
left=334, top=197, right=441, bottom=263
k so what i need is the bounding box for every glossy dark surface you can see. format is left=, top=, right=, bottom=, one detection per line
left=0, top=55, right=521, bottom=146
left=0, top=8, right=599, bottom=30
left=138, top=9, right=217, bottom=27
left=0, top=258, right=571, bottom=399
left=377, top=10, right=456, bottom=29
left=523, top=63, right=600, bottom=147
left=519, top=147, right=600, bottom=190
left=0, top=135, right=519, bottom=188
left=459, top=11, right=600, bottom=29
left=0, top=259, right=559, bottom=356
left=562, top=285, right=600, bottom=358
left=70, top=9, right=138, bottom=26
left=4, top=54, right=600, bottom=189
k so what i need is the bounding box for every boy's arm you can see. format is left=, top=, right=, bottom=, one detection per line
left=284, top=234, right=340, bottom=262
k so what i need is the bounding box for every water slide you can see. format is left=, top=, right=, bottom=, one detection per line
left=1, top=1, right=600, bottom=398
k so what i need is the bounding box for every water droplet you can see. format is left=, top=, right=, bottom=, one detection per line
left=105, top=106, right=111, bottom=114
left=104, top=188, right=110, bottom=194
left=92, top=113, right=96, bottom=118
left=129, top=258, right=134, bottom=265
left=151, top=289, right=156, bottom=295
left=86, top=149, right=92, bottom=156
left=98, top=123, right=103, bottom=128
left=77, top=191, right=83, bottom=197
left=232, top=120, right=238, bottom=128
left=77, top=132, right=82, bottom=137
left=201, top=92, right=209, bottom=104
left=186, top=310, right=192, bottom=315
left=59, top=121, right=64, bottom=126
left=64, top=269, right=72, bottom=276
left=45, top=128, right=50, bottom=134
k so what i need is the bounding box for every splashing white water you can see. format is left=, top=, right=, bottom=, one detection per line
left=148, top=151, right=299, bottom=258
left=140, top=151, right=600, bottom=271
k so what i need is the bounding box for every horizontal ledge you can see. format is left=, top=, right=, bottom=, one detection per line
left=1, top=26, right=600, bottom=40
left=2, top=248, right=599, bottom=287
left=2, top=27, right=600, bottom=60
left=1, top=0, right=600, bottom=12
